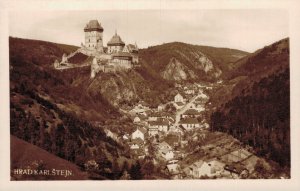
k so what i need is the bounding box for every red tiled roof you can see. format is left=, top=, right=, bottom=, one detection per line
left=183, top=109, right=201, bottom=115
left=179, top=118, right=199, bottom=124
left=164, top=135, right=180, bottom=147
left=149, top=120, right=169, bottom=126
left=137, top=114, right=147, bottom=120
left=150, top=112, right=161, bottom=117
left=131, top=137, right=144, bottom=145
left=135, top=127, right=147, bottom=134
left=175, top=102, right=185, bottom=106
left=175, top=93, right=184, bottom=98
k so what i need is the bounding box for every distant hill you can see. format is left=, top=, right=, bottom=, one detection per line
left=11, top=135, right=89, bottom=180
left=209, top=38, right=290, bottom=171
left=209, top=38, right=289, bottom=107
left=139, top=42, right=249, bottom=82
left=224, top=38, right=289, bottom=79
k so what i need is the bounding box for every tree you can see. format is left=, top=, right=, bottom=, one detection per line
left=141, top=160, right=155, bottom=178
left=120, top=170, right=131, bottom=180
left=121, top=160, right=130, bottom=172
left=129, top=161, right=143, bottom=180
left=112, top=158, right=121, bottom=179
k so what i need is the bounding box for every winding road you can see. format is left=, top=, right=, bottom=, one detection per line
left=174, top=92, right=206, bottom=126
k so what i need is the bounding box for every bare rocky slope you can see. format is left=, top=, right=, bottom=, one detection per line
left=139, top=42, right=249, bottom=82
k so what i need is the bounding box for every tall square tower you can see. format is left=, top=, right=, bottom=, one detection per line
left=84, top=20, right=104, bottom=52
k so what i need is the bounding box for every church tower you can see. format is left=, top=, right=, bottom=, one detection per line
left=84, top=20, right=104, bottom=52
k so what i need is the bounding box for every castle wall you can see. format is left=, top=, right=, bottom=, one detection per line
left=108, top=45, right=124, bottom=54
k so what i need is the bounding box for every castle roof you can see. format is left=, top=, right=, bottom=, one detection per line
left=107, top=32, right=125, bottom=46
left=84, top=20, right=104, bottom=32
left=112, top=51, right=132, bottom=60
left=126, top=44, right=138, bottom=52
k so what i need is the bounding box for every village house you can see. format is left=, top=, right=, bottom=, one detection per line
left=173, top=102, right=185, bottom=110
left=169, top=126, right=185, bottom=135
left=158, top=142, right=174, bottom=161
left=133, top=116, right=141, bottom=123
left=160, top=113, right=175, bottom=122
left=167, top=163, right=180, bottom=174
left=166, top=161, right=182, bottom=179
left=179, top=118, right=200, bottom=131
left=181, top=109, right=201, bottom=119
left=163, top=134, right=181, bottom=148
left=148, top=125, right=159, bottom=136
left=174, top=93, right=185, bottom=103
left=133, top=114, right=147, bottom=124
left=184, top=159, right=225, bottom=179
left=194, top=96, right=206, bottom=104
left=223, top=163, right=249, bottom=178
left=157, top=104, right=165, bottom=112
left=122, top=134, right=130, bottom=141
left=129, top=138, right=144, bottom=150
left=184, top=87, right=195, bottom=95
left=131, top=127, right=147, bottom=141
left=191, top=131, right=206, bottom=142
left=104, top=129, right=118, bottom=141
left=148, top=120, right=169, bottom=134
left=161, top=149, right=174, bottom=161
left=158, top=141, right=172, bottom=150
left=129, top=106, right=146, bottom=116
left=148, top=112, right=161, bottom=121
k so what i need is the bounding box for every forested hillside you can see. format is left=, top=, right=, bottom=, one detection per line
left=9, top=37, right=132, bottom=180
left=210, top=38, right=290, bottom=171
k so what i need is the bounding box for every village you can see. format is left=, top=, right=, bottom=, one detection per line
left=103, top=81, right=272, bottom=179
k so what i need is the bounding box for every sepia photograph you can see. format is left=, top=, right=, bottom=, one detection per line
left=1, top=0, right=300, bottom=190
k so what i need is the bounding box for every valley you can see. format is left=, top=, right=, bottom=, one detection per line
left=9, top=36, right=290, bottom=180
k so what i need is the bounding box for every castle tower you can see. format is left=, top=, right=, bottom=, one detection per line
left=84, top=20, right=104, bottom=52
left=107, top=31, right=125, bottom=54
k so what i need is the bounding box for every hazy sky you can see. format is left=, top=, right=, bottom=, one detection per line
left=9, top=9, right=288, bottom=52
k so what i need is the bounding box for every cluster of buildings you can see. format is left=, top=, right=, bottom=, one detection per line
left=115, top=84, right=210, bottom=169
left=99, top=78, right=264, bottom=179
left=53, top=20, right=139, bottom=78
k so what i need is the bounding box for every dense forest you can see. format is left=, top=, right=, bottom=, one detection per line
left=210, top=39, right=290, bottom=170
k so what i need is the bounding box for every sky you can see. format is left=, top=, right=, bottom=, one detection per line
left=9, top=9, right=288, bottom=52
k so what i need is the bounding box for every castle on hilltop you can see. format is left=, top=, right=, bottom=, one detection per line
left=53, top=20, right=139, bottom=78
